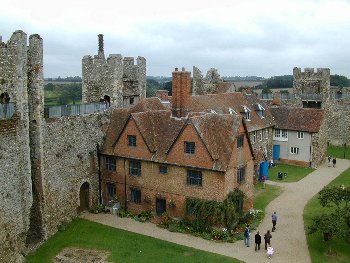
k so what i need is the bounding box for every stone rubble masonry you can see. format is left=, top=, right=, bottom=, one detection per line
left=293, top=67, right=330, bottom=101
left=0, top=30, right=33, bottom=263
left=0, top=30, right=111, bottom=263
left=82, top=35, right=146, bottom=107
left=192, top=66, right=224, bottom=95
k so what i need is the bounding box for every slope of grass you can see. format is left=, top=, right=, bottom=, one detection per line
left=253, top=183, right=282, bottom=211
left=327, top=145, right=350, bottom=160
left=26, top=218, right=242, bottom=263
left=268, top=164, right=314, bottom=182
left=304, top=167, right=350, bottom=263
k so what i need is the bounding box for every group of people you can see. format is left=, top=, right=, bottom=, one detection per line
left=244, top=211, right=278, bottom=259
left=327, top=156, right=337, bottom=167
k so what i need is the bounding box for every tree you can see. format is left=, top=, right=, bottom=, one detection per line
left=330, top=75, right=350, bottom=88
left=308, top=185, right=350, bottom=242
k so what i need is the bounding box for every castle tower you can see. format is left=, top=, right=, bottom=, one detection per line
left=0, top=30, right=33, bottom=263
left=82, top=35, right=146, bottom=108
left=172, top=67, right=192, bottom=117
left=293, top=67, right=330, bottom=108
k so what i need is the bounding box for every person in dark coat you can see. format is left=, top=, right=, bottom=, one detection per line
left=332, top=157, right=336, bottom=167
left=264, top=230, right=272, bottom=250
left=255, top=231, right=261, bottom=251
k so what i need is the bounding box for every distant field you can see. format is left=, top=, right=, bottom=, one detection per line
left=233, top=81, right=263, bottom=88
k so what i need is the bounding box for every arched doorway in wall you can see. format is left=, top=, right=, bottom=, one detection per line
left=103, top=95, right=111, bottom=107
left=78, top=182, right=90, bottom=213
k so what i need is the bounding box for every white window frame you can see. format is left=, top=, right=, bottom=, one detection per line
left=297, top=131, right=304, bottom=139
left=252, top=131, right=256, bottom=143
left=259, top=131, right=263, bottom=141
left=273, top=128, right=288, bottom=141
left=290, top=147, right=299, bottom=154
left=243, top=105, right=251, bottom=121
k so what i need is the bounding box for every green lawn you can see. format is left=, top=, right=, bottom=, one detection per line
left=26, top=218, right=242, bottom=263
left=253, top=183, right=282, bottom=211
left=267, top=164, right=315, bottom=182
left=304, top=167, right=350, bottom=263
left=327, top=145, right=350, bottom=160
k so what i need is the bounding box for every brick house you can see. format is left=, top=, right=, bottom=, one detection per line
left=100, top=68, right=254, bottom=217
left=270, top=106, right=325, bottom=167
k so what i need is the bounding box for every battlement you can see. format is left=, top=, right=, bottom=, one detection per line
left=82, top=34, right=146, bottom=106
left=293, top=67, right=330, bottom=78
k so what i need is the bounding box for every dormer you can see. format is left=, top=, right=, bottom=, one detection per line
left=241, top=105, right=251, bottom=121
left=229, top=107, right=237, bottom=115
left=254, top=103, right=265, bottom=118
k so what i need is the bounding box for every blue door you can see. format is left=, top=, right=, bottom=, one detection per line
left=273, top=145, right=280, bottom=160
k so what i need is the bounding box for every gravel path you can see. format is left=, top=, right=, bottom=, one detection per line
left=81, top=159, right=350, bottom=263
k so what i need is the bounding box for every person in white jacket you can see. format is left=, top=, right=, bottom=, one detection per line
left=267, top=246, right=274, bottom=259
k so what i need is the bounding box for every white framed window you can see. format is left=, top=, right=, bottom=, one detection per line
left=259, top=131, right=263, bottom=141
left=242, top=105, right=251, bottom=121
left=265, top=128, right=269, bottom=139
left=252, top=131, right=257, bottom=143
left=274, top=129, right=288, bottom=141
left=282, top=130, right=288, bottom=139
left=290, top=147, right=299, bottom=154
left=274, top=129, right=280, bottom=138
left=297, top=131, right=304, bottom=139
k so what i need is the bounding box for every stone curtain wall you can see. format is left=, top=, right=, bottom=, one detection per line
left=323, top=100, right=350, bottom=146
left=41, top=112, right=109, bottom=237
left=0, top=31, right=33, bottom=263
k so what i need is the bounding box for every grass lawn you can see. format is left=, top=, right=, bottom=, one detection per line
left=26, top=218, right=242, bottom=263
left=253, top=183, right=282, bottom=211
left=304, top=167, right=350, bottom=263
left=267, top=164, right=315, bottom=182
left=327, top=145, right=350, bottom=160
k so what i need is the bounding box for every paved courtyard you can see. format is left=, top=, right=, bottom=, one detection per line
left=82, top=159, right=350, bottom=263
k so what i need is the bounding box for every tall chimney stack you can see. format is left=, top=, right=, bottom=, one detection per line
left=172, top=67, right=192, bottom=117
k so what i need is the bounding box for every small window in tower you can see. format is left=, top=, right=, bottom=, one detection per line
left=130, top=97, right=134, bottom=105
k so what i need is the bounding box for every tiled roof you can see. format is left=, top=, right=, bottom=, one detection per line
left=190, top=113, right=242, bottom=170
left=190, top=92, right=274, bottom=132
left=131, top=110, right=186, bottom=162
left=101, top=97, right=167, bottom=155
left=101, top=108, right=130, bottom=155
left=270, top=107, right=324, bottom=132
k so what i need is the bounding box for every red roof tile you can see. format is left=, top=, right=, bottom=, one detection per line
left=270, top=107, right=324, bottom=132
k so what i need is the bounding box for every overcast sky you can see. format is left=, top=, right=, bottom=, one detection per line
left=1, top=0, right=350, bottom=78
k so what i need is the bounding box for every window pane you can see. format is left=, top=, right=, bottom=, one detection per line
left=128, top=135, right=136, bottom=146
left=159, top=165, right=168, bottom=174
left=185, top=141, right=195, bottom=154
left=107, top=183, right=116, bottom=198
left=187, top=170, right=202, bottom=186
left=105, top=157, right=116, bottom=171
left=129, top=160, right=141, bottom=176
left=131, top=188, right=141, bottom=203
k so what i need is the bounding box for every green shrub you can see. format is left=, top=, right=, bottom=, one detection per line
left=89, top=204, right=105, bottom=214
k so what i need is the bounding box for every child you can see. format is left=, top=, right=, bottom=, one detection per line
left=267, top=246, right=274, bottom=259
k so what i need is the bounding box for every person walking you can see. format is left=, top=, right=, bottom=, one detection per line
left=244, top=224, right=251, bottom=247
left=262, top=175, right=266, bottom=189
left=333, top=157, right=337, bottom=168
left=264, top=230, right=272, bottom=250
left=272, top=211, right=277, bottom=231
left=328, top=156, right=332, bottom=167
left=255, top=231, right=261, bottom=251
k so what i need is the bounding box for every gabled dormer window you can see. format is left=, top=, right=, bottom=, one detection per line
left=242, top=105, right=251, bottom=121
left=229, top=107, right=237, bottom=115
left=256, top=103, right=265, bottom=118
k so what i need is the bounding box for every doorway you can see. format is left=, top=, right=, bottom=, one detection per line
left=156, top=198, right=166, bottom=216
left=78, top=182, right=90, bottom=212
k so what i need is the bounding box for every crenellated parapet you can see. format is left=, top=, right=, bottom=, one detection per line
left=82, top=35, right=146, bottom=108
left=293, top=67, right=330, bottom=102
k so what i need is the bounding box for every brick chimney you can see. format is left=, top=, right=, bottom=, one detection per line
left=172, top=67, right=192, bottom=117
